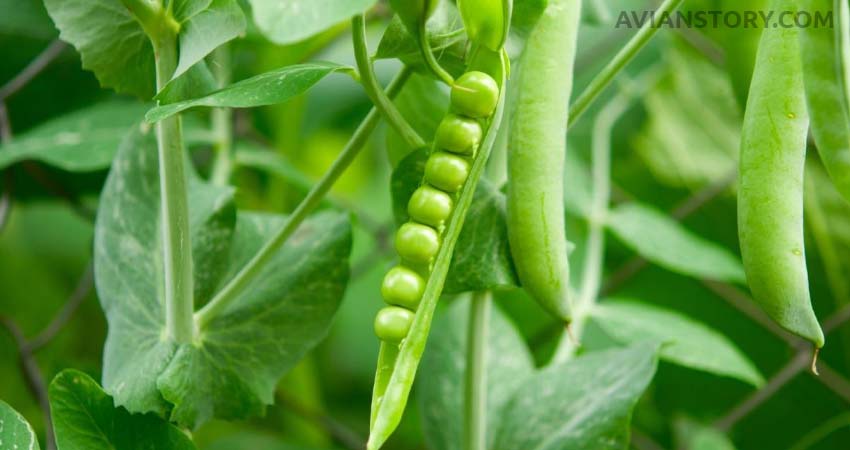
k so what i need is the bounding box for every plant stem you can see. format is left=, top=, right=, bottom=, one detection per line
left=464, top=291, right=491, bottom=450
left=352, top=14, right=426, bottom=149
left=195, top=67, right=414, bottom=328
left=418, top=22, right=454, bottom=85
left=568, top=0, right=684, bottom=127
left=552, top=88, right=630, bottom=364
left=154, top=27, right=194, bottom=344
left=210, top=44, right=234, bottom=185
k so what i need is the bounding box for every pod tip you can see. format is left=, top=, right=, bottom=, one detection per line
left=810, top=348, right=820, bottom=376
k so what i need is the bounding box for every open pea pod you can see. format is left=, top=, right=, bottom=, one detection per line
left=368, top=49, right=509, bottom=450
left=801, top=0, right=850, bottom=204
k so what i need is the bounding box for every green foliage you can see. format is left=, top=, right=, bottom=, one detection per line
left=95, top=126, right=352, bottom=427
left=249, top=0, right=377, bottom=44
left=146, top=62, right=355, bottom=121
left=49, top=370, right=197, bottom=450
left=592, top=299, right=763, bottom=386
left=607, top=203, right=746, bottom=284
left=492, top=342, right=660, bottom=450
left=0, top=400, right=40, bottom=450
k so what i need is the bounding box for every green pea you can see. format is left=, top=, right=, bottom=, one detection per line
left=800, top=0, right=850, bottom=204
left=506, top=0, right=580, bottom=322
left=408, top=185, right=453, bottom=227
left=395, top=222, right=440, bottom=264
left=374, top=306, right=415, bottom=343
left=434, top=114, right=482, bottom=155
left=738, top=4, right=824, bottom=348
left=424, top=151, right=470, bottom=192
left=381, top=266, right=425, bottom=310
left=450, top=71, right=499, bottom=118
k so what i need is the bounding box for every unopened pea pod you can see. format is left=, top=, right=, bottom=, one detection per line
left=506, top=0, right=581, bottom=322
left=458, top=0, right=512, bottom=51
left=738, top=1, right=824, bottom=348
left=800, top=0, right=850, bottom=204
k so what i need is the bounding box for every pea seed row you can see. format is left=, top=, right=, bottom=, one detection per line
left=373, top=71, right=500, bottom=345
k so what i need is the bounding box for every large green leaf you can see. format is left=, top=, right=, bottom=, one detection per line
left=49, top=370, right=196, bottom=450
left=94, top=125, right=352, bottom=428
left=0, top=101, right=146, bottom=171
left=249, top=0, right=377, bottom=44
left=0, top=101, right=215, bottom=172
left=593, top=299, right=764, bottom=387
left=172, top=0, right=246, bottom=79
left=418, top=300, right=534, bottom=450
left=375, top=1, right=467, bottom=78
left=0, top=400, right=40, bottom=450
left=492, top=342, right=659, bottom=450
left=45, top=0, right=244, bottom=98
left=391, top=148, right=519, bottom=293
left=44, top=0, right=156, bottom=98
left=146, top=62, right=354, bottom=121
left=607, top=203, right=747, bottom=284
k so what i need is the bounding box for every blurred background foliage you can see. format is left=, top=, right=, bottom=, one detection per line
left=1, top=0, right=849, bottom=449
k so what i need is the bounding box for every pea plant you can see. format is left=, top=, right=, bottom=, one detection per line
left=2, top=0, right=850, bottom=449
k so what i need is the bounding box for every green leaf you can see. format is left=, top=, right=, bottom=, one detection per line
left=0, top=101, right=147, bottom=171
left=801, top=0, right=850, bottom=204
left=248, top=0, right=377, bottom=44
left=492, top=342, right=660, bottom=450
left=607, top=203, right=747, bottom=283
left=0, top=400, right=40, bottom=450
left=94, top=125, right=352, bottom=427
left=391, top=148, right=519, bottom=293
left=375, top=2, right=467, bottom=78
left=592, top=299, right=764, bottom=387
left=633, top=43, right=739, bottom=190
left=418, top=300, right=534, bottom=450
left=157, top=61, right=219, bottom=104
left=44, top=0, right=156, bottom=98
left=173, top=0, right=246, bottom=79
left=49, top=369, right=197, bottom=450
left=675, top=418, right=737, bottom=450
left=0, top=101, right=215, bottom=172
left=146, top=62, right=354, bottom=122
left=0, top=0, right=56, bottom=39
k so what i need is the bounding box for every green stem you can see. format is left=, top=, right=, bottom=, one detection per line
left=195, top=67, right=414, bottom=328
left=418, top=21, right=454, bottom=86
left=464, top=291, right=491, bottom=450
left=121, top=0, right=179, bottom=40
left=568, top=0, right=684, bottom=127
left=552, top=88, right=630, bottom=364
left=153, top=28, right=194, bottom=343
left=352, top=15, right=426, bottom=149
left=210, top=44, right=233, bottom=186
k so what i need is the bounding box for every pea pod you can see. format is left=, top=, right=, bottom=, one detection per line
left=738, top=0, right=824, bottom=348
left=506, top=0, right=581, bottom=322
left=368, top=51, right=508, bottom=450
left=458, top=0, right=512, bottom=51
left=800, top=0, right=850, bottom=203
